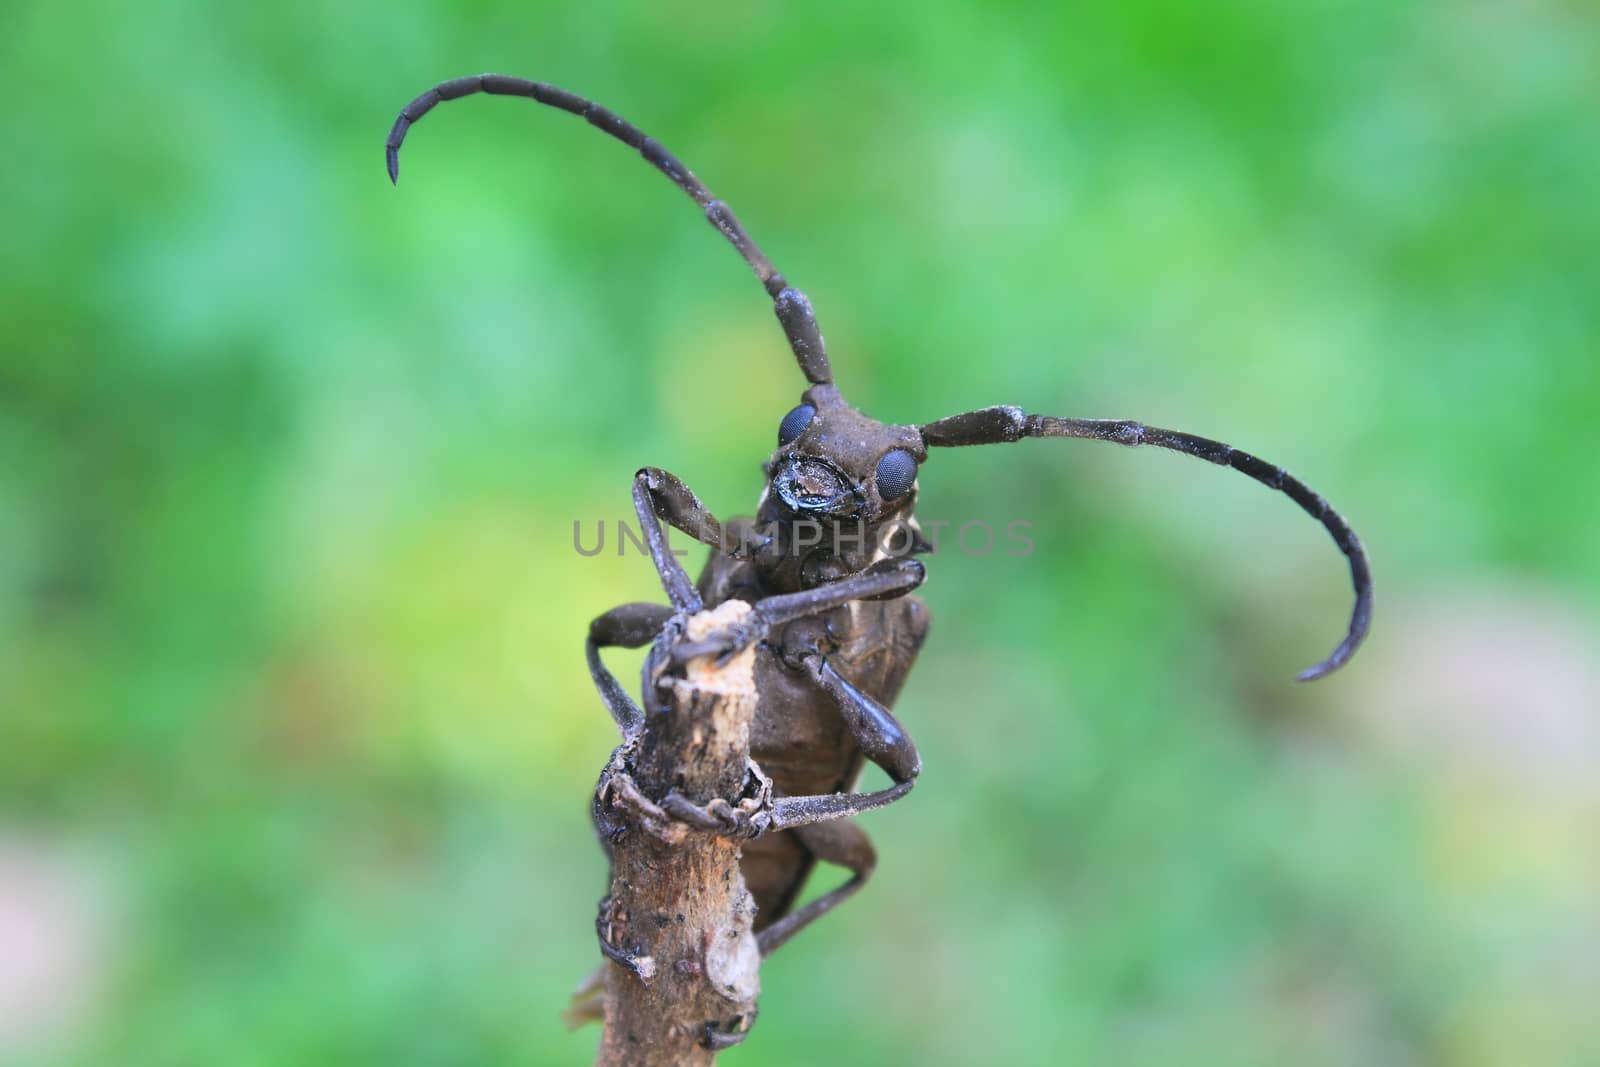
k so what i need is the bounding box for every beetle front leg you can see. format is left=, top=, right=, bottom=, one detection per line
left=585, top=468, right=732, bottom=733
left=631, top=467, right=726, bottom=612
left=669, top=557, right=926, bottom=665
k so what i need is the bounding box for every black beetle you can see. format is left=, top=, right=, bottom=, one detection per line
left=386, top=73, right=1372, bottom=963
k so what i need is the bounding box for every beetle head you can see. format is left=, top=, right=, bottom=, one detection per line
left=763, top=385, right=927, bottom=524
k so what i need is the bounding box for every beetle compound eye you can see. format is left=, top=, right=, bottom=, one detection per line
left=777, top=404, right=816, bottom=446
left=875, top=450, right=918, bottom=501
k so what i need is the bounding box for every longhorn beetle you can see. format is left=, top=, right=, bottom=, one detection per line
left=386, top=75, right=1373, bottom=967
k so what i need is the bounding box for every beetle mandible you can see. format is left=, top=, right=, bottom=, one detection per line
left=385, top=74, right=1373, bottom=960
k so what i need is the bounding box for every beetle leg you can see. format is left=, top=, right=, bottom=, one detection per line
left=583, top=466, right=729, bottom=734
left=752, top=557, right=925, bottom=622
left=720, top=652, right=921, bottom=832
left=660, top=793, right=747, bottom=833
left=656, top=762, right=901, bottom=840
left=702, top=1010, right=757, bottom=1050
left=632, top=467, right=726, bottom=612
left=801, top=654, right=922, bottom=784
left=586, top=602, right=675, bottom=737
left=653, top=774, right=911, bottom=838
left=765, top=778, right=915, bottom=831
left=668, top=557, right=926, bottom=666
left=669, top=645, right=922, bottom=831
left=756, top=820, right=878, bottom=957
left=595, top=894, right=656, bottom=983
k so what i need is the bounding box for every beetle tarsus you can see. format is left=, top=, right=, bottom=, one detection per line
left=701, top=1013, right=755, bottom=1050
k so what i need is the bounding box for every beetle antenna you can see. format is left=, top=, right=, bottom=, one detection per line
left=386, top=75, right=833, bottom=386
left=918, top=407, right=1372, bottom=681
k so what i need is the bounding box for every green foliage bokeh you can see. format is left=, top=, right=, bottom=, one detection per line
left=3, top=2, right=1598, bottom=1064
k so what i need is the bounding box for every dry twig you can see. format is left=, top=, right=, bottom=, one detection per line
left=591, top=601, right=765, bottom=1066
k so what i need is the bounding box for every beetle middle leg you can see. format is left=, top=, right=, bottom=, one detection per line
left=671, top=561, right=928, bottom=829
left=586, top=602, right=673, bottom=736
left=725, top=651, right=921, bottom=834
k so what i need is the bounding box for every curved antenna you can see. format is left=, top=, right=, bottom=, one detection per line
left=386, top=74, right=833, bottom=385
left=918, top=406, right=1372, bottom=681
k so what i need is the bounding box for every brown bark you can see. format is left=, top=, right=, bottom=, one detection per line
left=594, top=601, right=763, bottom=1066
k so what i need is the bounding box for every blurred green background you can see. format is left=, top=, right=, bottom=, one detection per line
left=3, top=1, right=1598, bottom=1064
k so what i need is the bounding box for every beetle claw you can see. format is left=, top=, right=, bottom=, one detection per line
left=701, top=1012, right=756, bottom=1050
left=669, top=621, right=763, bottom=669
